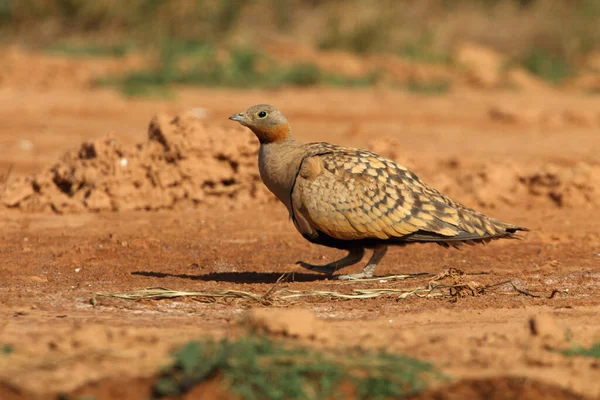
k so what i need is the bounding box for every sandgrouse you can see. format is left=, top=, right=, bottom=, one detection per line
left=229, top=104, right=527, bottom=280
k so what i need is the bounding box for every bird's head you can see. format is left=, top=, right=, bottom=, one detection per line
left=229, top=104, right=291, bottom=144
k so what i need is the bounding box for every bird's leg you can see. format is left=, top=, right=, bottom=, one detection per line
left=334, top=245, right=388, bottom=280
left=297, top=247, right=365, bottom=275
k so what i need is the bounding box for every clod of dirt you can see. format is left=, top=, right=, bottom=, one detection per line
left=367, top=138, right=600, bottom=209
left=240, top=308, right=331, bottom=341
left=455, top=43, right=505, bottom=88
left=1, top=181, right=34, bottom=208
left=529, top=314, right=567, bottom=344
left=0, top=111, right=275, bottom=213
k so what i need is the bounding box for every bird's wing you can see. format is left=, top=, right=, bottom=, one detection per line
left=291, top=146, right=520, bottom=243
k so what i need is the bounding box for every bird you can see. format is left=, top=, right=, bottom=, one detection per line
left=229, top=104, right=528, bottom=280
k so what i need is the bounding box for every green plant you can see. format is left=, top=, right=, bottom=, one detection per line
left=521, top=48, right=572, bottom=84
left=399, top=34, right=452, bottom=64
left=0, top=0, right=12, bottom=24
left=93, top=37, right=383, bottom=96
left=318, top=17, right=391, bottom=55
left=556, top=342, right=600, bottom=359
left=1, top=344, right=13, bottom=355
left=153, top=336, right=440, bottom=399
left=280, top=62, right=322, bottom=86
left=215, top=0, right=247, bottom=33
left=46, top=43, right=134, bottom=57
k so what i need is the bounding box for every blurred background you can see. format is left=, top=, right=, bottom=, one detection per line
left=1, top=0, right=599, bottom=96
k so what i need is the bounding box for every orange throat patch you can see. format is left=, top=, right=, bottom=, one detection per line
left=254, top=123, right=291, bottom=144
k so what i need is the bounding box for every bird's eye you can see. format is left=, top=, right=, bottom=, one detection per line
left=257, top=111, right=267, bottom=118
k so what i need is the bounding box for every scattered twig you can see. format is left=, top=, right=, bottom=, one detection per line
left=505, top=281, right=542, bottom=298
left=549, top=289, right=565, bottom=299
left=261, top=273, right=291, bottom=304
left=90, top=272, right=564, bottom=306
left=333, top=272, right=431, bottom=284
left=91, top=287, right=272, bottom=306
left=430, top=268, right=465, bottom=281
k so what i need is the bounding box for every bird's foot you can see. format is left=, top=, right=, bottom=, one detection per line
left=333, top=271, right=374, bottom=281
left=296, top=261, right=335, bottom=276
left=333, top=262, right=378, bottom=281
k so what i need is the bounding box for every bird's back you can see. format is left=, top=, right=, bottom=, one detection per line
left=290, top=142, right=527, bottom=249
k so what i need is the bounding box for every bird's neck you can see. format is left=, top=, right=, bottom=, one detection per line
left=258, top=137, right=304, bottom=213
left=252, top=123, right=292, bottom=144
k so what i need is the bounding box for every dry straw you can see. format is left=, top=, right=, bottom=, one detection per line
left=91, top=268, right=562, bottom=306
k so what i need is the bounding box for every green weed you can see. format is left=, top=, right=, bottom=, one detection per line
left=1, top=344, right=13, bottom=355
left=319, top=17, right=391, bottom=55
left=93, top=38, right=380, bottom=96
left=46, top=43, right=133, bottom=57
left=399, top=34, right=452, bottom=65
left=0, top=0, right=12, bottom=25
left=556, top=342, right=600, bottom=359
left=3, top=1, right=599, bottom=90
left=153, top=336, right=440, bottom=399
left=279, top=62, right=322, bottom=86
left=521, top=48, right=573, bottom=84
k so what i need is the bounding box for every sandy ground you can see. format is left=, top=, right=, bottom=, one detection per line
left=0, top=52, right=600, bottom=399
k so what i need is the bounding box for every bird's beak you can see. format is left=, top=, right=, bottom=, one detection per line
left=228, top=113, right=245, bottom=123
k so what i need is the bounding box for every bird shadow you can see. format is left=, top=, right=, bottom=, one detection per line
left=131, top=270, right=329, bottom=284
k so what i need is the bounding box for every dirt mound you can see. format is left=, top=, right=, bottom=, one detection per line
left=442, top=160, right=600, bottom=209
left=2, top=123, right=597, bottom=214
left=0, top=111, right=273, bottom=213
left=367, top=138, right=600, bottom=209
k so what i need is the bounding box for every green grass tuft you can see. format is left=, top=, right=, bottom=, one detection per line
left=46, top=43, right=134, bottom=58
left=0, top=0, right=12, bottom=25
left=399, top=34, right=452, bottom=65
left=521, top=48, right=573, bottom=84
left=318, top=18, right=390, bottom=55
left=557, top=342, right=600, bottom=359
left=153, top=336, right=440, bottom=399
left=1, top=344, right=13, bottom=355
left=93, top=38, right=381, bottom=96
left=279, top=62, right=323, bottom=87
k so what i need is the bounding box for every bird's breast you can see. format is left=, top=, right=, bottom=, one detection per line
left=258, top=142, right=304, bottom=213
